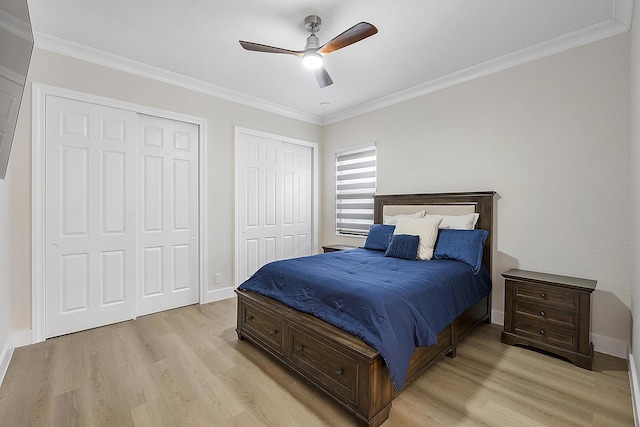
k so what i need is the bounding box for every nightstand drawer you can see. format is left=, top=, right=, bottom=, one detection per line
left=514, top=318, right=578, bottom=351
left=322, top=244, right=357, bottom=253
left=512, top=280, right=580, bottom=311
left=514, top=301, right=578, bottom=329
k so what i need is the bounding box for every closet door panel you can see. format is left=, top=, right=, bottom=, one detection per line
left=137, top=114, right=199, bottom=316
left=45, top=96, right=137, bottom=338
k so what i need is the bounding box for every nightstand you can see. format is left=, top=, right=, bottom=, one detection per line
left=322, top=244, right=357, bottom=253
left=501, top=269, right=596, bottom=370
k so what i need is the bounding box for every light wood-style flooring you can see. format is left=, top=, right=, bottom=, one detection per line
left=0, top=297, right=633, bottom=426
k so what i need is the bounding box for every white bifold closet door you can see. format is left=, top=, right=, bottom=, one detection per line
left=236, top=131, right=313, bottom=283
left=137, top=114, right=199, bottom=316
left=45, top=96, right=138, bottom=337
left=45, top=96, right=198, bottom=338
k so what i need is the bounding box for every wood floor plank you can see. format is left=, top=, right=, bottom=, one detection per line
left=0, top=298, right=633, bottom=426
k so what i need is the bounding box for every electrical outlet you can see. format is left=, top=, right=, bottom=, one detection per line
left=214, top=273, right=222, bottom=284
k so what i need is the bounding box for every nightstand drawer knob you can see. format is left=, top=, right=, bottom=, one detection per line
left=296, top=345, right=304, bottom=352
left=540, top=292, right=546, bottom=299
left=540, top=329, right=546, bottom=335
left=335, top=369, right=344, bottom=376
left=540, top=311, right=546, bottom=317
left=269, top=329, right=278, bottom=336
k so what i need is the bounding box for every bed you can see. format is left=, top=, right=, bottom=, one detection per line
left=235, top=191, right=495, bottom=426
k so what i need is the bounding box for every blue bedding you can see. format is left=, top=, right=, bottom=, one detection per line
left=238, top=248, right=492, bottom=391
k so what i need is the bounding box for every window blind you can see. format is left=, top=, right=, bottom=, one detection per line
left=336, top=145, right=376, bottom=236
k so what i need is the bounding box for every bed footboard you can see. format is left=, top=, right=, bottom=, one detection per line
left=236, top=289, right=488, bottom=426
left=236, top=289, right=395, bottom=426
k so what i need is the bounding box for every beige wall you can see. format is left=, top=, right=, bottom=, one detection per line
left=631, top=0, right=640, bottom=379
left=3, top=48, right=322, bottom=337
left=0, top=30, right=633, bottom=362
left=322, top=34, right=632, bottom=354
left=0, top=171, right=15, bottom=360
left=0, top=64, right=32, bottom=363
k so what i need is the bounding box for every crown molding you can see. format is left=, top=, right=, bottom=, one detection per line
left=31, top=0, right=633, bottom=127
left=33, top=31, right=323, bottom=125
left=0, top=64, right=25, bottom=84
left=0, top=8, right=32, bottom=41
left=322, top=0, right=634, bottom=125
left=615, top=0, right=635, bottom=22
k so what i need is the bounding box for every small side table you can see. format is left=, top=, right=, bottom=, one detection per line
left=501, top=269, right=596, bottom=370
left=322, top=244, right=357, bottom=253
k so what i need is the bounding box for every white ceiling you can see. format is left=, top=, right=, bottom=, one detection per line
left=26, top=0, right=633, bottom=124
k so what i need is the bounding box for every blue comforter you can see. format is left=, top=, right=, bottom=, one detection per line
left=238, top=248, right=492, bottom=391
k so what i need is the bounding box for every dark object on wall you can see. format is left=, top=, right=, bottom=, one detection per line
left=0, top=0, right=34, bottom=179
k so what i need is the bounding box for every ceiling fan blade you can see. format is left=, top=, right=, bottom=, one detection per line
left=317, top=22, right=378, bottom=55
left=315, top=67, right=333, bottom=88
left=239, top=40, right=303, bottom=57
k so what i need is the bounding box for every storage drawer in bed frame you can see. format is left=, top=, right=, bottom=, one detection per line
left=236, top=289, right=490, bottom=426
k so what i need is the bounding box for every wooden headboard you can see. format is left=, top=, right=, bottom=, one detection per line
left=373, top=192, right=495, bottom=273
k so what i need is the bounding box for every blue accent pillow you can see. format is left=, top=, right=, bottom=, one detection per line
left=433, top=229, right=488, bottom=274
left=384, top=234, right=420, bottom=260
left=364, top=224, right=396, bottom=251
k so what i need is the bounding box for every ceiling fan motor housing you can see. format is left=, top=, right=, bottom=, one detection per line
left=305, top=34, right=320, bottom=50
left=304, top=15, right=321, bottom=33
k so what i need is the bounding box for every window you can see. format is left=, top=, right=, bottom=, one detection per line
left=335, top=144, right=377, bottom=236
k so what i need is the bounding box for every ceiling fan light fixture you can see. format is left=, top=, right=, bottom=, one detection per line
left=239, top=16, right=377, bottom=87
left=302, top=52, right=323, bottom=69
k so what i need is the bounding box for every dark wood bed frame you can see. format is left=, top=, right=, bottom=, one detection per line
left=236, top=191, right=495, bottom=426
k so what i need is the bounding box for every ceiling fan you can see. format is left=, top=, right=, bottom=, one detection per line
left=239, top=15, right=378, bottom=88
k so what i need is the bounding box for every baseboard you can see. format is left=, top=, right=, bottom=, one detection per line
left=491, top=309, right=504, bottom=326
left=0, top=334, right=15, bottom=387
left=592, top=333, right=629, bottom=360
left=13, top=329, right=33, bottom=348
left=204, top=286, right=235, bottom=304
left=629, top=352, right=639, bottom=427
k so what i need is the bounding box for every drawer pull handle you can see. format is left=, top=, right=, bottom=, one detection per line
left=269, top=329, right=278, bottom=336
left=296, top=345, right=304, bottom=352
left=246, top=315, right=254, bottom=321
left=540, top=329, right=545, bottom=335
left=540, top=311, right=546, bottom=317
left=540, top=293, right=546, bottom=299
left=335, top=369, right=344, bottom=376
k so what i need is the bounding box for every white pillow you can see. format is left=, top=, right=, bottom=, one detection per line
left=383, top=210, right=425, bottom=225
left=426, top=213, right=479, bottom=230
left=394, top=216, right=443, bottom=260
